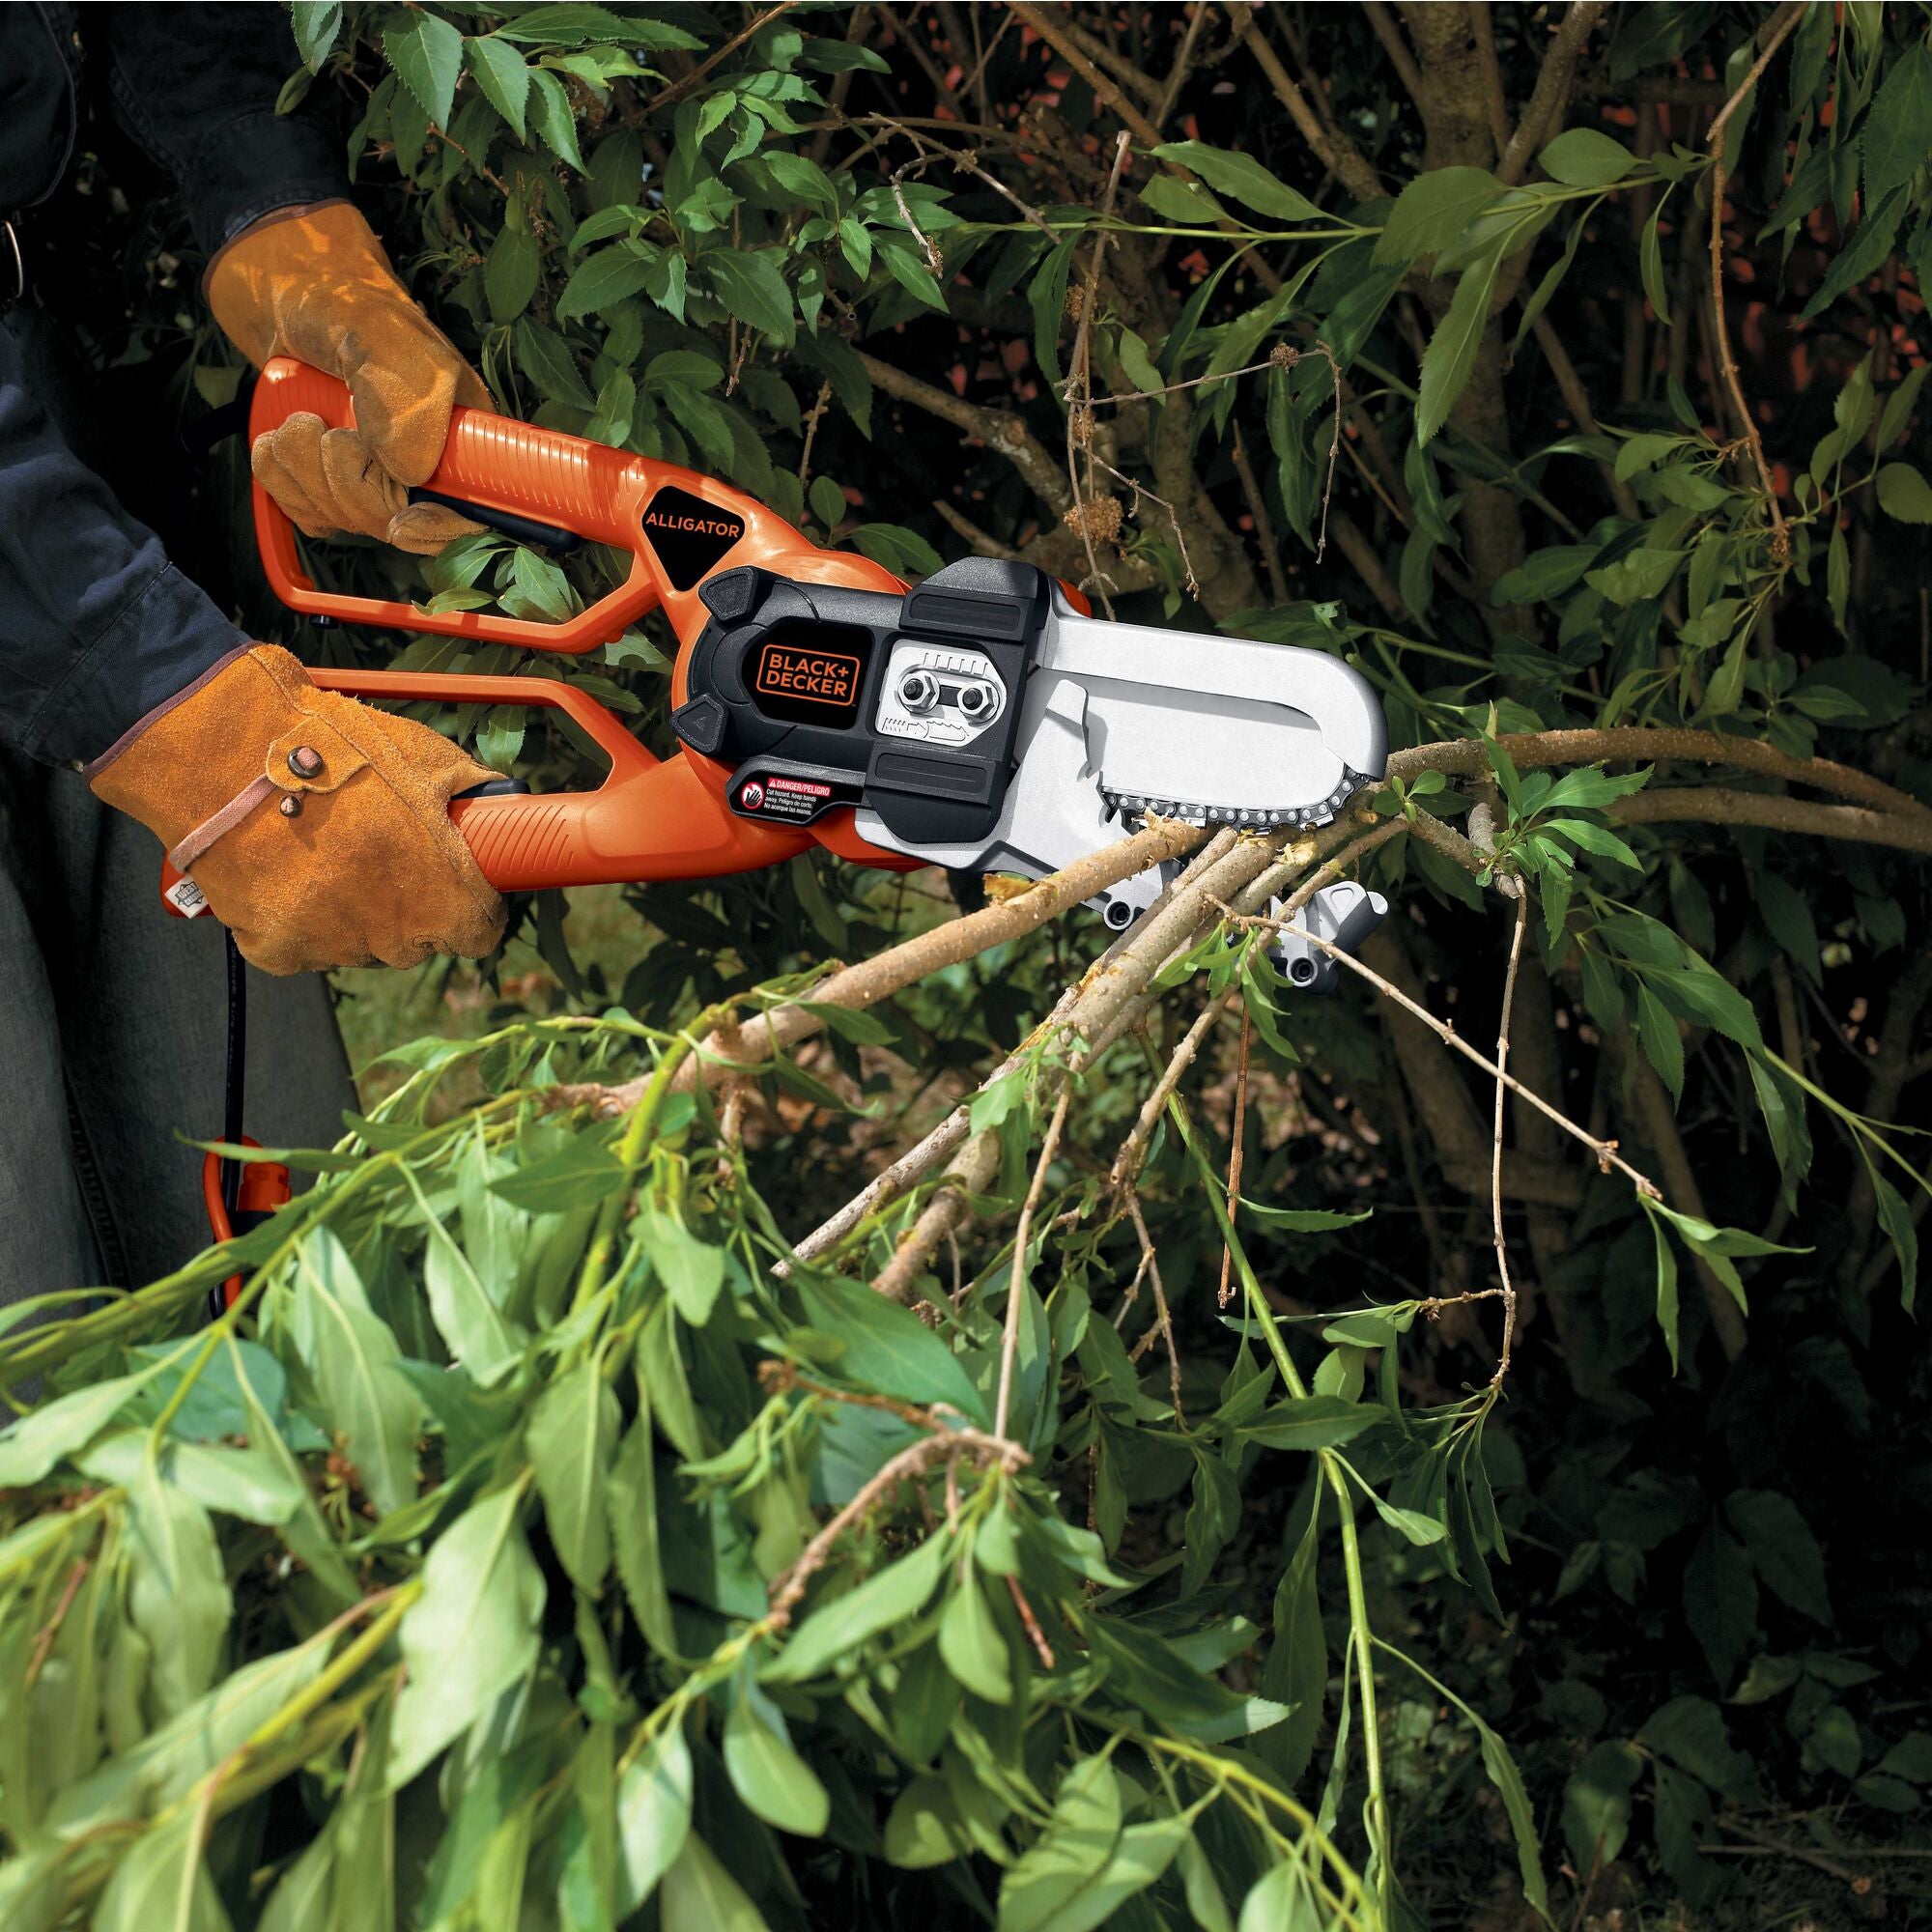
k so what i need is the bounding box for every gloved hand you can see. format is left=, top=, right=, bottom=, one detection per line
left=88, top=646, right=505, bottom=976
left=208, top=201, right=486, bottom=555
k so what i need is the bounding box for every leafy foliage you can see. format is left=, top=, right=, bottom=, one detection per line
left=6, top=3, right=1932, bottom=1927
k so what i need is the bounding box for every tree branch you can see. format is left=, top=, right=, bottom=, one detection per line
left=1496, top=1, right=1609, bottom=187
left=860, top=351, right=1072, bottom=516
left=1387, top=729, right=1932, bottom=819
left=1221, top=4, right=1384, bottom=203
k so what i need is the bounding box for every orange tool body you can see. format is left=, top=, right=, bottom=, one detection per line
left=250, top=355, right=929, bottom=890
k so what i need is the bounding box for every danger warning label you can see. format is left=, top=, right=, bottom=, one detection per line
left=730, top=770, right=861, bottom=826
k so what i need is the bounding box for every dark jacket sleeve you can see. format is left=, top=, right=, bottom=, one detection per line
left=0, top=327, right=244, bottom=767
left=97, top=2, right=346, bottom=254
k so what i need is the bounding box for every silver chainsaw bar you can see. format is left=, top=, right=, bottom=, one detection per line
left=855, top=586, right=1388, bottom=929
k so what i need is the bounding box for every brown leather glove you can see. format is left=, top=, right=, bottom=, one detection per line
left=208, top=202, right=486, bottom=556
left=89, top=646, right=505, bottom=976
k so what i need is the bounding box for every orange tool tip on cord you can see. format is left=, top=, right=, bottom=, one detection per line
left=202, top=1140, right=291, bottom=1310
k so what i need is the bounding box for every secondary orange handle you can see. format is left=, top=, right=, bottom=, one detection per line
left=309, top=668, right=818, bottom=890
left=249, top=357, right=901, bottom=660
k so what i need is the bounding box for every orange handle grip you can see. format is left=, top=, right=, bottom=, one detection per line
left=249, top=357, right=901, bottom=660
left=310, top=668, right=817, bottom=890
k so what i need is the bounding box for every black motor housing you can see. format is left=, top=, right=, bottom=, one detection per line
left=669, top=556, right=1053, bottom=847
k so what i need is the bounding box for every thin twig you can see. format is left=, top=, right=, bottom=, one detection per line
left=1255, top=916, right=1663, bottom=1199
left=1490, top=890, right=1530, bottom=1385
left=1705, top=0, right=1805, bottom=563
left=1006, top=1573, right=1058, bottom=1667
left=1063, top=130, right=1135, bottom=616
left=637, top=3, right=797, bottom=118
left=1124, top=1192, right=1184, bottom=1419
left=767, top=1426, right=1028, bottom=1626
left=1217, top=1007, right=1255, bottom=1310
left=994, top=1086, right=1072, bottom=1438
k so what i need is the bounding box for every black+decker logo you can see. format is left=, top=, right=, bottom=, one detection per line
left=640, top=485, right=744, bottom=589
left=754, top=643, right=862, bottom=708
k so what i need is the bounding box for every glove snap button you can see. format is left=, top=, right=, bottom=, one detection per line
left=279, top=794, right=303, bottom=818
left=288, top=745, right=325, bottom=779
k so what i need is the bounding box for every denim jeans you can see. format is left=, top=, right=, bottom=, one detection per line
left=0, top=747, right=355, bottom=1305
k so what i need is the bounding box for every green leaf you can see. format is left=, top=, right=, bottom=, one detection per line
left=1876, top=460, right=1932, bottom=523
left=1416, top=243, right=1502, bottom=442
left=491, top=1140, right=627, bottom=1212
left=794, top=1271, right=989, bottom=1422
left=1236, top=1864, right=1323, bottom=1932
left=1636, top=984, right=1685, bottom=1100
left=530, top=68, right=588, bottom=171
left=704, top=248, right=797, bottom=347
left=1563, top=1740, right=1644, bottom=1872
left=1647, top=1204, right=1682, bottom=1371
left=659, top=1832, right=769, bottom=1931
left=468, top=36, right=530, bottom=139
left=1539, top=127, right=1636, bottom=186
left=1801, top=186, right=1907, bottom=321
left=609, top=1398, right=676, bottom=1654
left=1586, top=546, right=1683, bottom=606
left=764, top=1531, right=950, bottom=1682
left=1865, top=41, right=1932, bottom=203
left=1729, top=1489, right=1832, bottom=1623
left=93, top=1810, right=230, bottom=1932
left=1878, top=362, right=1930, bottom=451
left=0, top=1373, right=148, bottom=1487
left=639, top=1205, right=724, bottom=1325
left=384, top=11, right=463, bottom=129
left=1042, top=1817, right=1190, bottom=1932
left=615, top=1722, right=694, bottom=1915
left=1369, top=1492, right=1448, bottom=1547
left=1381, top=1641, right=1549, bottom=1915
left=1683, top=1520, right=1757, bottom=1689
left=516, top=318, right=598, bottom=410
left=1150, top=141, right=1321, bottom=221
left=1178, top=1833, right=1236, bottom=1932
left=1374, top=166, right=1502, bottom=264
left=1641, top=1693, right=1761, bottom=1802
left=292, top=0, right=343, bottom=73
left=1641, top=197, right=1673, bottom=323
left=557, top=243, right=656, bottom=321
left=389, top=1484, right=547, bottom=1785
left=528, top=1360, right=621, bottom=1594
left=415, top=1198, right=522, bottom=1391
left=291, top=1249, right=423, bottom=1518
left=939, top=1575, right=1011, bottom=1703
left=1238, top=1395, right=1378, bottom=1451
left=493, top=5, right=702, bottom=47
left=127, top=1461, right=231, bottom=1719
left=996, top=1753, right=1122, bottom=1932
left=1029, top=234, right=1078, bottom=390
left=877, top=236, right=949, bottom=311
left=724, top=1683, right=831, bottom=1835
left=1872, top=1169, right=1918, bottom=1312
left=1139, top=174, right=1228, bottom=224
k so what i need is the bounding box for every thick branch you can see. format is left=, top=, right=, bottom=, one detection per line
left=1496, top=2, right=1609, bottom=187
left=1009, top=2, right=1164, bottom=147
left=1612, top=789, right=1932, bottom=859
left=1388, top=730, right=1932, bottom=819
left=859, top=351, right=1072, bottom=516
left=1221, top=5, right=1383, bottom=203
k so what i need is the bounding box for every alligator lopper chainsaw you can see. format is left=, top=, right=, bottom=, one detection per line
left=233, top=355, right=1392, bottom=938
left=187, top=356, right=1392, bottom=1306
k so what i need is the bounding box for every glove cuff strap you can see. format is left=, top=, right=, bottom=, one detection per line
left=168, top=773, right=280, bottom=874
